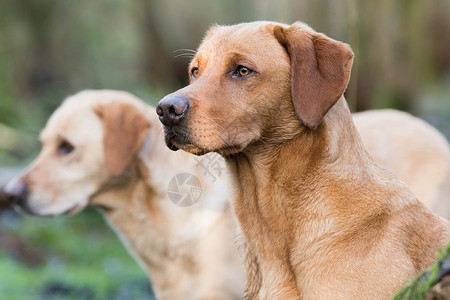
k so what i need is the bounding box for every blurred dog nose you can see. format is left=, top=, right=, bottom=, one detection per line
left=156, top=95, right=189, bottom=126
left=3, top=178, right=28, bottom=206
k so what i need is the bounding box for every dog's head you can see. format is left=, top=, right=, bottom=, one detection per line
left=3, top=90, right=150, bottom=216
left=157, top=21, right=353, bottom=156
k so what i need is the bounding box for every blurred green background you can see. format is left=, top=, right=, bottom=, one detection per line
left=0, top=0, right=449, bottom=298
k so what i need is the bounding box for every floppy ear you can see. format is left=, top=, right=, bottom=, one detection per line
left=273, top=22, right=354, bottom=129
left=95, top=102, right=150, bottom=176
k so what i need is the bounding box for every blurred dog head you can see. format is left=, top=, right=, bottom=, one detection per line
left=3, top=90, right=150, bottom=216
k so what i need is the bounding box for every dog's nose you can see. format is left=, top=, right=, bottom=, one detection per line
left=156, top=95, right=189, bottom=126
left=3, top=178, right=28, bottom=206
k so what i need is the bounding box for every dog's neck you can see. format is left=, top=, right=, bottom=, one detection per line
left=228, top=97, right=369, bottom=183
left=225, top=97, right=380, bottom=239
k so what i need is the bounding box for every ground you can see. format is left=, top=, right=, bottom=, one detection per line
left=0, top=208, right=155, bottom=299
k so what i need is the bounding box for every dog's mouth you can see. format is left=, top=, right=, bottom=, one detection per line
left=164, top=125, right=245, bottom=156
left=10, top=202, right=34, bottom=216
left=164, top=126, right=186, bottom=150
left=165, top=124, right=251, bottom=156
left=12, top=201, right=84, bottom=217
left=164, top=126, right=207, bottom=155
left=168, top=140, right=208, bottom=156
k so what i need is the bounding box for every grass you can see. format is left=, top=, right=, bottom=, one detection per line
left=0, top=208, right=154, bottom=299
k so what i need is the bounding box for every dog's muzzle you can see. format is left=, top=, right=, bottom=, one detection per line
left=3, top=178, right=30, bottom=213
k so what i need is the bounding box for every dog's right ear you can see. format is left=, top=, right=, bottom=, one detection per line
left=95, top=102, right=150, bottom=176
left=273, top=23, right=354, bottom=129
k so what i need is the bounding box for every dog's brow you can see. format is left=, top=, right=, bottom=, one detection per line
left=55, top=132, right=72, bottom=144
left=190, top=53, right=203, bottom=68
left=227, top=52, right=257, bottom=70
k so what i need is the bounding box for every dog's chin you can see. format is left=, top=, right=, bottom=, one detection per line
left=41, top=204, right=84, bottom=217
left=164, top=128, right=206, bottom=155
left=11, top=202, right=35, bottom=216
left=170, top=140, right=208, bottom=156
left=164, top=126, right=247, bottom=156
left=168, top=135, right=245, bottom=156
left=165, top=139, right=180, bottom=151
left=62, top=204, right=84, bottom=216
left=164, top=127, right=189, bottom=152
left=16, top=203, right=85, bottom=217
left=181, top=141, right=245, bottom=157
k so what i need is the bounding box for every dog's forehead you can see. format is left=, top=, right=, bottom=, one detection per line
left=196, top=22, right=286, bottom=62
left=40, top=90, right=145, bottom=144
left=40, top=98, right=101, bottom=144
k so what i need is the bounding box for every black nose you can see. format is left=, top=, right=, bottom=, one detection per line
left=3, top=178, right=28, bottom=207
left=156, top=95, right=189, bottom=126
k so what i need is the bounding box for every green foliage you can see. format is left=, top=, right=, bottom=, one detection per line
left=392, top=243, right=450, bottom=300
left=0, top=209, right=152, bottom=299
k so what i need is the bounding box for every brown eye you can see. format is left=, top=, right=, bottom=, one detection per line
left=58, top=141, right=74, bottom=155
left=191, top=67, right=199, bottom=79
left=235, top=66, right=252, bottom=77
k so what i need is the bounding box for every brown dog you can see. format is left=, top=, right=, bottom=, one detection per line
left=3, top=90, right=246, bottom=300
left=156, top=21, right=450, bottom=299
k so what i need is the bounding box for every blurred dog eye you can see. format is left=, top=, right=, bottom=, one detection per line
left=234, top=66, right=252, bottom=78
left=58, top=141, right=74, bottom=155
left=191, top=67, right=199, bottom=80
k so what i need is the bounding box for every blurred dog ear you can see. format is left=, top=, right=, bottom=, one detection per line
left=274, top=22, right=354, bottom=129
left=95, top=102, right=150, bottom=176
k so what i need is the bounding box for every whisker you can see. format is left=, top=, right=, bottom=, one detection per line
left=173, top=48, right=197, bottom=53
left=174, top=53, right=196, bottom=59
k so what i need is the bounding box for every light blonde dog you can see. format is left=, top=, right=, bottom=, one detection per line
left=156, top=21, right=450, bottom=299
left=3, top=90, right=246, bottom=300
left=354, top=109, right=450, bottom=217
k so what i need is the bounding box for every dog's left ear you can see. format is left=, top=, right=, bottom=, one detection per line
left=274, top=23, right=354, bottom=129
left=95, top=102, right=150, bottom=176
